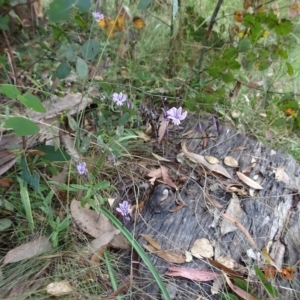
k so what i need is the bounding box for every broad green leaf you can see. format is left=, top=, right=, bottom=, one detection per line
left=0, top=84, right=20, bottom=99
left=79, top=136, right=91, bottom=153
left=137, top=0, right=152, bottom=9
left=74, top=15, right=87, bottom=29
left=35, top=145, right=71, bottom=161
left=0, top=219, right=12, bottom=231
left=223, top=47, right=238, bottom=60
left=275, top=19, right=292, bottom=35
left=254, top=266, right=279, bottom=297
left=56, top=61, right=71, bottom=79
left=81, top=39, right=100, bottom=60
left=76, top=57, right=88, bottom=78
left=228, top=60, right=241, bottom=70
left=67, top=114, right=78, bottom=130
left=221, top=72, right=234, bottom=83
left=66, top=44, right=77, bottom=62
left=18, top=177, right=34, bottom=230
left=0, top=15, right=9, bottom=30
left=17, top=94, right=46, bottom=113
left=286, top=62, right=294, bottom=76
left=238, top=38, right=251, bottom=52
left=4, top=117, right=39, bottom=136
left=118, top=112, right=130, bottom=126
left=46, top=0, right=73, bottom=22
left=75, top=0, right=91, bottom=12
left=20, top=156, right=40, bottom=192
left=220, top=293, right=239, bottom=300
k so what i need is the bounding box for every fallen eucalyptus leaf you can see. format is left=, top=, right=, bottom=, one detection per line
left=205, top=156, right=219, bottom=164
left=190, top=238, right=214, bottom=258
left=236, top=171, right=263, bottom=190
left=224, top=156, right=238, bottom=167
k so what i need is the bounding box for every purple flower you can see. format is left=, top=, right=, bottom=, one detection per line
left=113, top=92, right=127, bottom=106
left=92, top=11, right=104, bottom=21
left=116, top=201, right=131, bottom=217
left=76, top=162, right=88, bottom=175
left=166, top=107, right=187, bottom=125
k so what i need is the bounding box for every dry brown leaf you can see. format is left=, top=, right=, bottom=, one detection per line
left=190, top=238, right=214, bottom=258
left=165, top=266, right=219, bottom=282
left=182, top=141, right=232, bottom=179
left=216, top=256, right=236, bottom=269
left=220, top=193, right=244, bottom=237
left=89, top=230, right=120, bottom=252
left=70, top=199, right=114, bottom=238
left=152, top=152, right=172, bottom=162
left=223, top=213, right=257, bottom=248
left=140, top=234, right=161, bottom=250
left=143, top=244, right=186, bottom=263
left=0, top=178, right=13, bottom=188
left=110, top=234, right=130, bottom=250
left=275, top=165, right=289, bottom=185
left=224, top=273, right=257, bottom=300
left=46, top=281, right=72, bottom=296
left=225, top=184, right=248, bottom=196
left=289, top=0, right=300, bottom=18
left=230, top=146, right=247, bottom=152
left=224, top=156, right=238, bottom=167
left=137, top=131, right=151, bottom=141
left=158, top=119, right=169, bottom=143
left=205, top=156, right=220, bottom=164
left=262, top=246, right=282, bottom=273
left=148, top=166, right=177, bottom=188
left=230, top=81, right=241, bottom=98
left=236, top=171, right=263, bottom=190
left=206, top=257, right=244, bottom=279
left=4, top=236, right=52, bottom=264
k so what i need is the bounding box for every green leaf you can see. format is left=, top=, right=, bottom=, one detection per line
left=228, top=60, right=241, bottom=70
left=18, top=177, right=34, bottom=230
left=46, top=0, right=73, bottom=22
left=17, top=94, right=46, bottom=113
left=0, top=219, right=12, bottom=231
left=81, top=39, right=100, bottom=61
left=220, top=293, right=239, bottom=300
left=275, top=19, right=292, bottom=35
left=74, top=15, right=87, bottom=29
left=238, top=38, right=251, bottom=52
left=223, top=47, right=238, bottom=60
left=221, top=72, right=234, bottom=83
left=66, top=45, right=77, bottom=62
left=35, top=145, right=71, bottom=161
left=254, top=266, right=279, bottom=297
left=4, top=117, right=39, bottom=136
left=286, top=62, right=294, bottom=76
left=118, top=112, right=130, bottom=126
left=75, top=0, right=91, bottom=12
left=56, top=61, right=71, bottom=79
left=0, top=15, right=9, bottom=30
left=20, top=156, right=40, bottom=192
left=137, top=0, right=152, bottom=9
left=76, top=57, right=88, bottom=78
left=0, top=84, right=21, bottom=99
left=67, top=114, right=78, bottom=131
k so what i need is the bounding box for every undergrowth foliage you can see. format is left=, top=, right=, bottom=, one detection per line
left=0, top=0, right=300, bottom=299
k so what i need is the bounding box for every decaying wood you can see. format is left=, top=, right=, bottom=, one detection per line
left=129, top=117, right=300, bottom=299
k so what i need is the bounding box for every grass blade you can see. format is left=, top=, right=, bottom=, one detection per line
left=100, top=207, right=171, bottom=300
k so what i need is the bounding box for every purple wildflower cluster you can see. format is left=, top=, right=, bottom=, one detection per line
left=92, top=11, right=104, bottom=22
left=166, top=107, right=187, bottom=126
left=76, top=162, right=88, bottom=175
left=113, top=92, right=127, bottom=106
left=116, top=200, right=132, bottom=223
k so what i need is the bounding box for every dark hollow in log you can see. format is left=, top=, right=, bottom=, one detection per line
left=129, top=117, right=300, bottom=299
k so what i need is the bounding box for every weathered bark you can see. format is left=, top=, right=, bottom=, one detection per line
left=129, top=117, right=300, bottom=299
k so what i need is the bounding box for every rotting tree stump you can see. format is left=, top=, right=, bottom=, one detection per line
left=128, top=116, right=300, bottom=299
